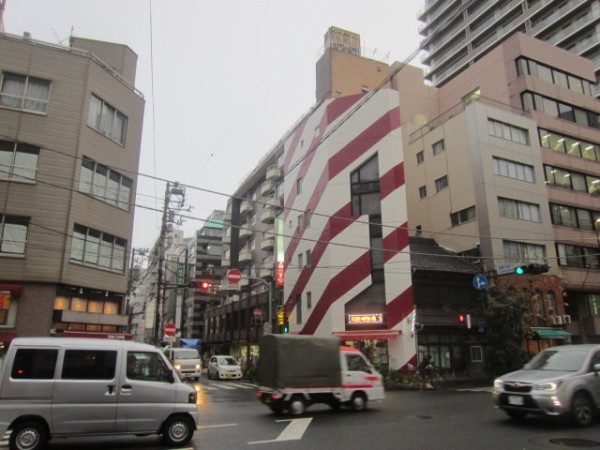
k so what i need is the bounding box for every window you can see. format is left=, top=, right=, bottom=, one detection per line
left=0, top=140, right=39, bottom=182
left=589, top=294, right=600, bottom=317
left=79, top=157, right=132, bottom=210
left=544, top=164, right=600, bottom=195
left=503, top=240, right=546, bottom=262
left=498, top=198, right=541, bottom=222
left=557, top=243, right=599, bottom=269
left=62, top=350, right=116, bottom=380
left=488, top=119, right=529, bottom=145
left=12, top=349, right=58, bottom=379
left=470, top=346, right=483, bottom=363
left=296, top=177, right=303, bottom=195
left=546, top=291, right=556, bottom=316
left=419, top=185, right=427, bottom=199
left=305, top=210, right=312, bottom=228
left=416, top=151, right=424, bottom=164
left=306, top=291, right=312, bottom=309
left=87, top=94, right=128, bottom=144
left=0, top=215, right=29, bottom=254
left=126, top=351, right=172, bottom=382
left=297, top=253, right=303, bottom=269
left=71, top=224, right=126, bottom=271
left=521, top=91, right=599, bottom=129
left=346, top=354, right=370, bottom=372
left=297, top=214, right=303, bottom=230
left=539, top=128, right=600, bottom=162
left=432, top=139, right=445, bottom=156
left=296, top=295, right=302, bottom=324
left=351, top=155, right=380, bottom=216
left=550, top=203, right=600, bottom=230
left=450, top=206, right=476, bottom=226
left=492, top=157, right=535, bottom=183
left=435, top=175, right=448, bottom=192
left=515, top=57, right=592, bottom=95
left=0, top=72, right=50, bottom=113
left=305, top=249, right=312, bottom=268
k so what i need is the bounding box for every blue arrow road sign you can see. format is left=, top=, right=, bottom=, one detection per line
left=473, top=274, right=488, bottom=290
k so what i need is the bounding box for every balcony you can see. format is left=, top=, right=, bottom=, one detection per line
left=239, top=226, right=253, bottom=240
left=260, top=236, right=275, bottom=251
left=222, top=234, right=231, bottom=244
left=239, top=249, right=253, bottom=263
left=240, top=200, right=253, bottom=215
left=260, top=180, right=275, bottom=197
left=266, top=165, right=282, bottom=181
left=261, top=209, right=276, bottom=224
left=223, top=211, right=232, bottom=222
left=259, top=267, right=273, bottom=278
left=265, top=196, right=282, bottom=209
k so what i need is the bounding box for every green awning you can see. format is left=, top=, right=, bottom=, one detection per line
left=532, top=329, right=571, bottom=340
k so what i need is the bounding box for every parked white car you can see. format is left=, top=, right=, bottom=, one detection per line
left=207, top=355, right=243, bottom=380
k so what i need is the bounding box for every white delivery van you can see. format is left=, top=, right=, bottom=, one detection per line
left=256, top=334, right=385, bottom=415
left=0, top=337, right=199, bottom=450
left=163, top=347, right=202, bottom=381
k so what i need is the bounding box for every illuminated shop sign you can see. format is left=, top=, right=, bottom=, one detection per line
left=347, top=313, right=384, bottom=325
left=276, top=261, right=284, bottom=286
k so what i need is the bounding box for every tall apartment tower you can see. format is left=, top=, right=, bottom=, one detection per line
left=0, top=32, right=144, bottom=347
left=418, top=0, right=600, bottom=98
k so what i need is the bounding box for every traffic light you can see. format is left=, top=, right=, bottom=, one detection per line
left=189, top=280, right=212, bottom=293
left=277, top=308, right=285, bottom=325
left=282, top=318, right=289, bottom=334
left=514, top=263, right=550, bottom=275
left=457, top=313, right=466, bottom=327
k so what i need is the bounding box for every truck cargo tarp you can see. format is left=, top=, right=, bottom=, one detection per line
left=257, top=334, right=342, bottom=389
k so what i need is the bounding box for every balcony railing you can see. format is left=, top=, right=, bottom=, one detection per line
left=239, top=249, right=253, bottom=263
left=239, top=226, right=253, bottom=240
left=266, top=165, right=282, bottom=181
left=261, top=209, right=276, bottom=224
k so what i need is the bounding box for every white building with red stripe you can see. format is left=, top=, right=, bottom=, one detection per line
left=279, top=27, right=414, bottom=370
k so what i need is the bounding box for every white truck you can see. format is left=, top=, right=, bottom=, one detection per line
left=163, top=347, right=202, bottom=381
left=256, top=334, right=385, bottom=415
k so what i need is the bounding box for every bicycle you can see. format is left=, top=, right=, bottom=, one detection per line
left=419, top=366, right=445, bottom=389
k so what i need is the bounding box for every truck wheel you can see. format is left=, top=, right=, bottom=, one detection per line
left=571, top=393, right=595, bottom=427
left=9, top=421, right=48, bottom=450
left=288, top=396, right=306, bottom=416
left=161, top=415, right=195, bottom=446
left=350, top=392, right=367, bottom=412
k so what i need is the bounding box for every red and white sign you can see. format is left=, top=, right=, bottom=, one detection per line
left=227, top=269, right=242, bottom=284
left=164, top=323, right=177, bottom=337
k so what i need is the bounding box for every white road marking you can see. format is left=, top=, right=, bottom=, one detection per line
left=227, top=382, right=254, bottom=389
left=248, top=418, right=313, bottom=445
left=455, top=387, right=493, bottom=393
left=204, top=382, right=236, bottom=390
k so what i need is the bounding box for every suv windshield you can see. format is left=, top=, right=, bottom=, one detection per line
left=219, top=357, right=238, bottom=366
left=523, top=349, right=588, bottom=371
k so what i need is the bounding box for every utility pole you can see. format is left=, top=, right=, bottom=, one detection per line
left=154, top=181, right=171, bottom=344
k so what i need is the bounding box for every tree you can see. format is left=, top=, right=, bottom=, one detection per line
left=483, top=285, right=534, bottom=379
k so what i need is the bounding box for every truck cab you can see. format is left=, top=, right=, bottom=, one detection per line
left=163, top=347, right=202, bottom=381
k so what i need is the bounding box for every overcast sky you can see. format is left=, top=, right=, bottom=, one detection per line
left=5, top=0, right=425, bottom=250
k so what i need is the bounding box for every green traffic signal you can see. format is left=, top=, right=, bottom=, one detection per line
left=515, top=266, right=525, bottom=275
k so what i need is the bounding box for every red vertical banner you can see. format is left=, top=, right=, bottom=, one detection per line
left=276, top=261, right=285, bottom=286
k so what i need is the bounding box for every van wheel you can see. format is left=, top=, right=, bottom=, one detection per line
left=288, top=396, right=306, bottom=416
left=571, top=393, right=595, bottom=427
left=162, top=415, right=195, bottom=446
left=350, top=392, right=367, bottom=412
left=10, top=421, right=47, bottom=450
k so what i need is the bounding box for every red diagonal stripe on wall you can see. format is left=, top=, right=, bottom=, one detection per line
left=386, top=286, right=414, bottom=329
left=327, top=93, right=363, bottom=124
left=284, top=108, right=400, bottom=264
left=379, top=162, right=405, bottom=200
left=301, top=252, right=372, bottom=335
left=284, top=203, right=354, bottom=312
left=382, top=222, right=409, bottom=263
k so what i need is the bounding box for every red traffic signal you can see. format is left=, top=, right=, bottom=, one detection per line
left=189, top=280, right=212, bottom=293
left=457, top=314, right=466, bottom=326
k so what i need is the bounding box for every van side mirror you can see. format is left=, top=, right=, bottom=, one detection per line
left=593, top=363, right=600, bottom=374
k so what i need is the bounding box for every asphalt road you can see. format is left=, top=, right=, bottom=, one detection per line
left=8, top=380, right=600, bottom=450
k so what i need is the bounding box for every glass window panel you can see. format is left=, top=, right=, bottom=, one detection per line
left=522, top=92, right=534, bottom=111
left=558, top=103, right=575, bottom=122
left=588, top=177, right=600, bottom=196
left=106, top=171, right=119, bottom=205
left=0, top=73, right=25, bottom=109
left=539, top=129, right=551, bottom=148
left=570, top=173, right=586, bottom=192
left=550, top=134, right=566, bottom=152
left=370, top=236, right=384, bottom=270
left=0, top=148, right=13, bottom=179
left=554, top=71, right=568, bottom=88
left=85, top=229, right=101, bottom=264
left=100, top=104, right=115, bottom=136
left=360, top=193, right=381, bottom=215
left=1, top=217, right=27, bottom=254
left=574, top=108, right=588, bottom=126
left=12, top=150, right=38, bottom=181
left=581, top=142, right=598, bottom=161
left=62, top=350, right=116, bottom=380
left=576, top=209, right=593, bottom=230
left=71, top=225, right=86, bottom=261
left=543, top=98, right=559, bottom=117
left=79, top=159, right=94, bottom=194
left=568, top=75, right=583, bottom=93
left=553, top=168, right=571, bottom=188
left=537, top=64, right=553, bottom=82
left=112, top=238, right=126, bottom=271
left=88, top=95, right=103, bottom=129
left=359, top=156, right=379, bottom=181
left=23, top=78, right=50, bottom=113
left=118, top=177, right=132, bottom=209
left=92, top=164, right=107, bottom=199
left=516, top=58, right=528, bottom=76
left=565, top=138, right=581, bottom=157
left=98, top=234, right=113, bottom=268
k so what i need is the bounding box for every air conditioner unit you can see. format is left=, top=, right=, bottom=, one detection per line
left=563, top=315, right=572, bottom=324
left=552, top=315, right=563, bottom=325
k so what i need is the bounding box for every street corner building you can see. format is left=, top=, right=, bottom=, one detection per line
left=281, top=27, right=414, bottom=370
left=0, top=31, right=145, bottom=349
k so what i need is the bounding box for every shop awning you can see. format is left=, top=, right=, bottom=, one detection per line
left=531, top=328, right=571, bottom=340
left=332, top=330, right=401, bottom=341
left=59, top=331, right=132, bottom=340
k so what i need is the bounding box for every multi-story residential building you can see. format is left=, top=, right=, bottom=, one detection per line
left=417, top=0, right=600, bottom=98
left=0, top=32, right=144, bottom=349
left=398, top=32, right=599, bottom=344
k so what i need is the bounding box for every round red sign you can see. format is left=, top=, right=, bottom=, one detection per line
left=164, top=323, right=177, bottom=337
left=227, top=269, right=242, bottom=284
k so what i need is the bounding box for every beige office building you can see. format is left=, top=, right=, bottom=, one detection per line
left=0, top=33, right=144, bottom=346
left=398, top=32, right=600, bottom=342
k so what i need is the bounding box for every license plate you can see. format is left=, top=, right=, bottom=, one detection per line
left=508, top=395, right=524, bottom=406
left=226, top=374, right=232, bottom=379
left=264, top=397, right=271, bottom=404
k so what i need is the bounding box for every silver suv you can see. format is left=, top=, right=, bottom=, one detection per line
left=492, top=344, right=600, bottom=426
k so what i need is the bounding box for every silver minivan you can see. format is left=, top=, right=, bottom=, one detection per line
left=0, top=337, right=199, bottom=450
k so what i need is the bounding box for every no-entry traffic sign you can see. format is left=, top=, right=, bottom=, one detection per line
left=227, top=269, right=242, bottom=284
left=164, top=323, right=177, bottom=337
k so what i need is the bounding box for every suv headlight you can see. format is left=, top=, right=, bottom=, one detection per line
left=534, top=381, right=560, bottom=391
left=493, top=379, right=504, bottom=389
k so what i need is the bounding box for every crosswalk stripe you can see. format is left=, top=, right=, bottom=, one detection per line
left=227, top=382, right=255, bottom=389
